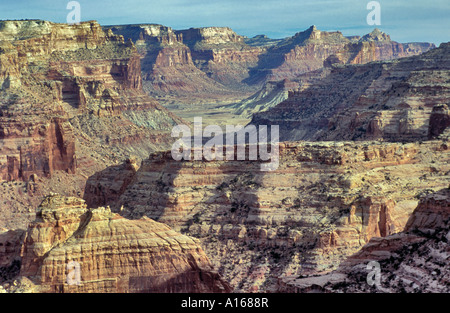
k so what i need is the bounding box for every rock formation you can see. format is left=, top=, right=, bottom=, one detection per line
left=251, top=42, right=450, bottom=142
left=278, top=188, right=450, bottom=293
left=232, top=69, right=329, bottom=117
left=0, top=20, right=185, bottom=229
left=0, top=229, right=24, bottom=282
left=0, top=19, right=182, bottom=167
left=0, top=19, right=446, bottom=294
left=233, top=27, right=435, bottom=116
left=428, top=104, right=450, bottom=139
left=107, top=25, right=434, bottom=106
left=176, top=27, right=263, bottom=89
left=83, top=137, right=450, bottom=292
left=243, top=26, right=434, bottom=85
left=105, top=24, right=251, bottom=104
left=15, top=195, right=231, bottom=293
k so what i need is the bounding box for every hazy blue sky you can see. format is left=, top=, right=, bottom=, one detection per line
left=0, top=0, right=448, bottom=45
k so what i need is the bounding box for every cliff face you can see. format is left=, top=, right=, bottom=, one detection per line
left=108, top=25, right=433, bottom=105
left=106, top=24, right=246, bottom=103
left=0, top=117, right=76, bottom=181
left=233, top=28, right=435, bottom=116
left=234, top=27, right=435, bottom=116
left=0, top=20, right=185, bottom=230
left=84, top=137, right=450, bottom=292
left=243, top=27, right=434, bottom=85
left=232, top=68, right=329, bottom=117
left=177, top=27, right=263, bottom=89
left=251, top=42, right=450, bottom=142
left=0, top=21, right=181, bottom=184
left=18, top=195, right=231, bottom=293
left=278, top=188, right=450, bottom=293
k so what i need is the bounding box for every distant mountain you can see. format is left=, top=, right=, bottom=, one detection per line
left=232, top=26, right=435, bottom=116
left=104, top=24, right=435, bottom=104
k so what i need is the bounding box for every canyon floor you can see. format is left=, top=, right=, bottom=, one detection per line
left=163, top=101, right=251, bottom=127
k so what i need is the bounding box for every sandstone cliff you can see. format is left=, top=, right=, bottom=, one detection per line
left=14, top=195, right=231, bottom=293
left=233, top=28, right=435, bottom=116
left=105, top=24, right=248, bottom=104
left=232, top=68, right=329, bottom=117
left=0, top=20, right=184, bottom=230
left=251, top=42, right=450, bottom=142
left=177, top=27, right=263, bottom=90
left=0, top=20, right=181, bottom=179
left=243, top=27, right=434, bottom=85
left=105, top=25, right=434, bottom=106
left=278, top=188, right=450, bottom=293
left=84, top=137, right=450, bottom=292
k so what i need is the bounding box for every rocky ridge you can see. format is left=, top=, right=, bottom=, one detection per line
left=233, top=27, right=435, bottom=116
left=106, top=25, right=434, bottom=106
left=105, top=24, right=255, bottom=104
left=3, top=195, right=231, bottom=293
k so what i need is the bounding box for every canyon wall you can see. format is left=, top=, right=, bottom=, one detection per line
left=278, top=188, right=449, bottom=293
left=0, top=20, right=183, bottom=183
left=106, top=24, right=247, bottom=103
left=0, top=117, right=76, bottom=181
left=0, top=20, right=184, bottom=230
left=233, top=28, right=435, bottom=116
left=251, top=42, right=450, bottom=142
left=84, top=137, right=450, bottom=292
left=243, top=27, right=434, bottom=85
left=107, top=25, right=434, bottom=105
left=177, top=27, right=263, bottom=89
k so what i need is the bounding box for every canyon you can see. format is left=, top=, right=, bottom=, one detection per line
left=105, top=24, right=434, bottom=109
left=251, top=42, right=450, bottom=143
left=0, top=19, right=449, bottom=294
left=84, top=137, right=450, bottom=292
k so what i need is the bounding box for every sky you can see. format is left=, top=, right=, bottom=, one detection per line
left=0, top=0, right=448, bottom=45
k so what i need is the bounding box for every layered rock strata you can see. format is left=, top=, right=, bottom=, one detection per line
left=243, top=27, right=434, bottom=85
left=0, top=20, right=182, bottom=181
left=177, top=27, right=263, bottom=89
left=84, top=137, right=450, bottom=292
left=233, top=28, right=435, bottom=116
left=18, top=195, right=231, bottom=293
left=278, top=188, right=450, bottom=293
left=251, top=42, right=450, bottom=142
left=0, top=20, right=184, bottom=229
left=108, top=25, right=433, bottom=105
left=105, top=24, right=249, bottom=103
